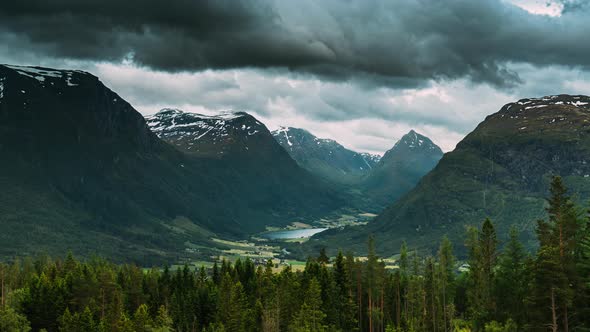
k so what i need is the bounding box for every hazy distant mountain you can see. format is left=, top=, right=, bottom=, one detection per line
left=316, top=95, right=590, bottom=255
left=0, top=65, right=341, bottom=262
left=361, top=130, right=444, bottom=207
left=272, top=126, right=443, bottom=210
left=271, top=126, right=380, bottom=184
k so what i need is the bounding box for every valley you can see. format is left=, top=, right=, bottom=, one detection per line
left=174, top=210, right=373, bottom=271
left=3, top=2, right=590, bottom=330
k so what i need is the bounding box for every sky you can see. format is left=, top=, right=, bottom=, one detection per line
left=1, top=0, right=589, bottom=154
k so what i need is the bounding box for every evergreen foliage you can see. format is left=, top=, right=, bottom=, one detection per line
left=0, top=177, right=589, bottom=331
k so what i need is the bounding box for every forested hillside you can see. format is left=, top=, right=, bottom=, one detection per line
left=316, top=95, right=590, bottom=256
left=1, top=177, right=588, bottom=331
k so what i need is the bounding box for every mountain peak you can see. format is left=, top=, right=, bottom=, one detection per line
left=151, top=108, right=249, bottom=121
left=271, top=126, right=382, bottom=183
left=0, top=64, right=93, bottom=89
left=392, top=129, right=441, bottom=152
left=146, top=108, right=267, bottom=157
left=499, top=94, right=590, bottom=114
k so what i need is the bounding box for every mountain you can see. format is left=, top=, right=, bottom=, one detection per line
left=145, top=109, right=342, bottom=223
left=146, top=109, right=268, bottom=158
left=271, top=126, right=380, bottom=184
left=361, top=130, right=444, bottom=207
left=271, top=126, right=442, bottom=210
left=314, top=94, right=590, bottom=255
left=0, top=64, right=341, bottom=263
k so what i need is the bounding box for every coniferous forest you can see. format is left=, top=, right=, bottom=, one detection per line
left=1, top=177, right=589, bottom=332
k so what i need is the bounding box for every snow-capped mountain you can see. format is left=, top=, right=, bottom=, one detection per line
left=381, top=130, right=442, bottom=159
left=0, top=64, right=343, bottom=262
left=360, top=152, right=382, bottom=165
left=271, top=126, right=381, bottom=183
left=146, top=108, right=269, bottom=157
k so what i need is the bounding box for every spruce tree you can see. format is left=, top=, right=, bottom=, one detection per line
left=532, top=176, right=579, bottom=331
left=289, top=278, right=326, bottom=332
left=438, top=236, right=455, bottom=332
left=495, top=227, right=528, bottom=327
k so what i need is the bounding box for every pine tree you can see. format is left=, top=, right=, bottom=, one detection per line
left=226, top=281, right=250, bottom=332
left=479, top=218, right=498, bottom=317
left=531, top=176, right=579, bottom=331
left=0, top=306, right=32, bottom=332
left=133, top=304, right=153, bottom=332
left=438, top=236, right=455, bottom=332
left=365, top=235, right=384, bottom=332
left=289, top=278, right=326, bottom=332
left=495, top=227, right=528, bottom=327
left=317, top=248, right=330, bottom=265
left=575, top=215, right=590, bottom=328
left=424, top=256, right=439, bottom=332
left=333, top=251, right=357, bottom=331
left=154, top=305, right=174, bottom=332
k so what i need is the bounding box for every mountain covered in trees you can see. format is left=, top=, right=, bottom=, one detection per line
left=316, top=94, right=590, bottom=254
left=271, top=126, right=381, bottom=184
left=1, top=177, right=588, bottom=331
left=0, top=65, right=341, bottom=263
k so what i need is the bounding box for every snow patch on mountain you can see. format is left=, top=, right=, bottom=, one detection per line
left=502, top=95, right=590, bottom=113
left=3, top=65, right=85, bottom=87
left=0, top=77, right=5, bottom=100
left=146, top=109, right=263, bottom=152
left=393, top=130, right=440, bottom=151
left=274, top=126, right=293, bottom=147
left=360, top=153, right=382, bottom=164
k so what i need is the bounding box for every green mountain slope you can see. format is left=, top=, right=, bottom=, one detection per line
left=0, top=65, right=341, bottom=262
left=313, top=95, right=590, bottom=255
left=361, top=130, right=443, bottom=207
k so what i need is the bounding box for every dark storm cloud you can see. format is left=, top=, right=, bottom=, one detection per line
left=1, top=0, right=590, bottom=88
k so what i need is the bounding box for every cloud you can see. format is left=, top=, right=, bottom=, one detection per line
left=1, top=1, right=590, bottom=155
left=2, top=0, right=590, bottom=88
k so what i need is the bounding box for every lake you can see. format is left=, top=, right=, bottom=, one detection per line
left=263, top=228, right=328, bottom=239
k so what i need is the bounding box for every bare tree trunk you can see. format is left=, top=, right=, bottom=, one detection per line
left=1, top=266, right=4, bottom=308
left=381, top=286, right=385, bottom=332
left=563, top=303, right=569, bottom=332
left=396, top=281, right=401, bottom=331
left=442, top=278, right=447, bottom=332
left=432, top=290, right=437, bottom=332
left=422, top=291, right=427, bottom=330
left=550, top=288, right=558, bottom=332
left=559, top=221, right=564, bottom=258
left=358, top=268, right=362, bottom=331
left=369, top=291, right=373, bottom=332
left=101, top=288, right=105, bottom=319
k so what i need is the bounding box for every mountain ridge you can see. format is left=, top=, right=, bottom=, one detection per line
left=0, top=64, right=342, bottom=263
left=271, top=126, right=381, bottom=184
left=313, top=94, right=590, bottom=256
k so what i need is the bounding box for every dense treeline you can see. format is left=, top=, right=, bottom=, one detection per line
left=1, top=176, right=590, bottom=331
